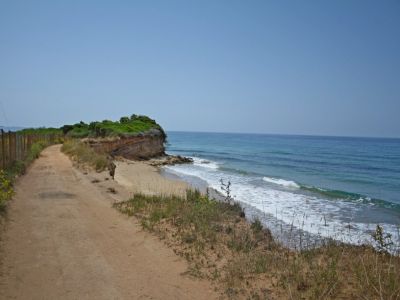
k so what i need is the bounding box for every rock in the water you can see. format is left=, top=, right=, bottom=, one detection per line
left=148, top=155, right=193, bottom=167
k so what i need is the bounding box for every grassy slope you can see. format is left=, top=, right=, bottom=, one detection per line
left=61, top=139, right=108, bottom=172
left=114, top=191, right=400, bottom=299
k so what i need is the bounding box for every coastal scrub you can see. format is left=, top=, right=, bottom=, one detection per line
left=114, top=190, right=400, bottom=299
left=61, top=139, right=108, bottom=172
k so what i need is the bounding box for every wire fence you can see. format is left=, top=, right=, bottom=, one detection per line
left=0, top=129, right=61, bottom=170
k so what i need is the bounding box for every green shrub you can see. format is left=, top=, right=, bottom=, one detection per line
left=119, top=116, right=130, bottom=123
left=0, top=170, right=14, bottom=211
left=251, top=218, right=263, bottom=234
left=27, top=142, right=46, bottom=161
left=61, top=125, right=74, bottom=135
left=19, top=127, right=62, bottom=135
left=19, top=114, right=165, bottom=139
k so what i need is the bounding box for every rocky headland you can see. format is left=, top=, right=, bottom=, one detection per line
left=58, top=115, right=194, bottom=165
left=84, top=129, right=166, bottom=160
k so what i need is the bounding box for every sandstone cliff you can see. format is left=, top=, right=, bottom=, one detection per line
left=85, top=129, right=165, bottom=160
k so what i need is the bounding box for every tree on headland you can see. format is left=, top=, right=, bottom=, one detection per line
left=120, top=116, right=130, bottom=123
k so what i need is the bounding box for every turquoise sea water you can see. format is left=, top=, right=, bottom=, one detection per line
left=165, top=131, right=400, bottom=247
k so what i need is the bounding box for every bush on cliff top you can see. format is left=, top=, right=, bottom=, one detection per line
left=17, top=115, right=165, bottom=139
left=63, top=115, right=165, bottom=138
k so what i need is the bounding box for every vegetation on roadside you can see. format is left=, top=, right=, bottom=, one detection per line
left=5, top=141, right=50, bottom=179
left=0, top=140, right=50, bottom=211
left=0, top=170, right=13, bottom=212
left=61, top=139, right=108, bottom=172
left=19, top=127, right=62, bottom=135
left=114, top=190, right=400, bottom=299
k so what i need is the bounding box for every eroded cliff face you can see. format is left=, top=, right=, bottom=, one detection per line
left=85, top=131, right=165, bottom=160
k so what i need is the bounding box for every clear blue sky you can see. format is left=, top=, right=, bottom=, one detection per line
left=1, top=1, right=399, bottom=137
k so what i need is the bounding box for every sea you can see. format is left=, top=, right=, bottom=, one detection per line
left=164, top=131, right=400, bottom=250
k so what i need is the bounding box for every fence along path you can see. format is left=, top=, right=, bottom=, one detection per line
left=0, top=129, right=60, bottom=170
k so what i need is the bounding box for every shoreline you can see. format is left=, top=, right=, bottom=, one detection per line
left=159, top=161, right=400, bottom=254
left=115, top=159, right=350, bottom=251
left=162, top=154, right=400, bottom=251
left=79, top=150, right=399, bottom=255
left=63, top=140, right=400, bottom=255
left=160, top=165, right=330, bottom=250
left=109, top=158, right=400, bottom=299
left=59, top=148, right=400, bottom=298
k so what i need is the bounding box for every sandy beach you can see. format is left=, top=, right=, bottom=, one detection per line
left=114, top=159, right=189, bottom=198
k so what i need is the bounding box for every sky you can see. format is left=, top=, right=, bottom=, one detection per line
left=0, top=1, right=399, bottom=137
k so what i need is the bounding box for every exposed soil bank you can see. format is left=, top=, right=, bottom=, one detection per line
left=85, top=131, right=165, bottom=160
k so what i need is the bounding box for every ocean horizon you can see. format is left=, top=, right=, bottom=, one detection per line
left=167, top=130, right=400, bottom=140
left=165, top=131, right=400, bottom=249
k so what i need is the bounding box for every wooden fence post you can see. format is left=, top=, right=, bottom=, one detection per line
left=6, top=131, right=10, bottom=169
left=9, top=132, right=12, bottom=164
left=16, top=133, right=20, bottom=161
left=1, top=130, right=4, bottom=170
left=12, top=132, right=16, bottom=163
left=23, top=134, right=26, bottom=159
left=0, top=131, right=62, bottom=171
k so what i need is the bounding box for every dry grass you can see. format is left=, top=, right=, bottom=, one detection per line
left=61, top=139, right=108, bottom=172
left=114, top=191, right=400, bottom=299
left=114, top=160, right=188, bottom=198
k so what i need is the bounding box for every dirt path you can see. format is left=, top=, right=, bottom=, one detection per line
left=0, top=145, right=217, bottom=300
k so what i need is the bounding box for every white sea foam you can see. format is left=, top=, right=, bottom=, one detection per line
left=165, top=162, right=400, bottom=251
left=191, top=157, right=220, bottom=169
left=263, top=176, right=300, bottom=188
